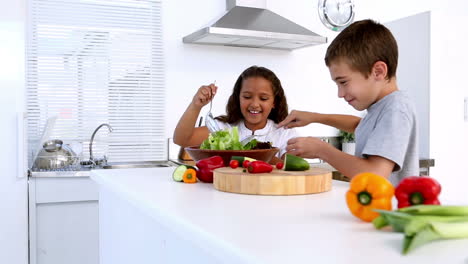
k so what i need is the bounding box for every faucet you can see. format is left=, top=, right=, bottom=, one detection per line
left=89, top=123, right=113, bottom=166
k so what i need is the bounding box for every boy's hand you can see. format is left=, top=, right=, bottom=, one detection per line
left=192, top=83, right=217, bottom=108
left=285, top=136, right=325, bottom=158
left=278, top=110, right=315, bottom=129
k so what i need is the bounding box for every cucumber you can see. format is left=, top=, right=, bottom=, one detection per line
left=172, top=165, right=196, bottom=182
left=231, top=156, right=257, bottom=167
left=284, top=154, right=310, bottom=171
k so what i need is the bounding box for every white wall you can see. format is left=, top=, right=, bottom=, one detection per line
left=163, top=0, right=437, bottom=138
left=429, top=11, right=468, bottom=202
left=163, top=0, right=468, bottom=199
left=354, top=0, right=468, bottom=201
left=0, top=0, right=28, bottom=263
left=163, top=0, right=361, bottom=139
left=386, top=12, right=431, bottom=159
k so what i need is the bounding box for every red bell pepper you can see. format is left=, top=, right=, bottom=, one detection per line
left=247, top=161, right=273, bottom=173
left=195, top=155, right=225, bottom=183
left=395, top=176, right=442, bottom=208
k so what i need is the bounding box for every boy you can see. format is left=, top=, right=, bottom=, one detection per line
left=278, top=19, right=419, bottom=186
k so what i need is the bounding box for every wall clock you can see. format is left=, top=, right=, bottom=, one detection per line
left=318, top=0, right=355, bottom=32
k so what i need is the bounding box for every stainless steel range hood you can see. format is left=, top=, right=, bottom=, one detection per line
left=183, top=0, right=327, bottom=50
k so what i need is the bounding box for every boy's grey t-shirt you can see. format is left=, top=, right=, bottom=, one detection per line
left=355, top=90, right=419, bottom=186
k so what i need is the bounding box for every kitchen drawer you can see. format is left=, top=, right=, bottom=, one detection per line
left=30, top=177, right=98, bottom=204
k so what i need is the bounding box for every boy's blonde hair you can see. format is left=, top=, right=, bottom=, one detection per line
left=325, top=19, right=398, bottom=80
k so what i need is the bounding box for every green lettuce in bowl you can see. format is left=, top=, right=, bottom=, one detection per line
left=200, top=126, right=258, bottom=150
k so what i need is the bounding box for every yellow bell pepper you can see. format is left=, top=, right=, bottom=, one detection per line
left=346, top=172, right=395, bottom=222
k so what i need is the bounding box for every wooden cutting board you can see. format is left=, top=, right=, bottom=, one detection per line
left=213, top=167, right=332, bottom=195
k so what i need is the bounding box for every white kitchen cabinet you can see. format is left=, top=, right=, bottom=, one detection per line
left=92, top=168, right=468, bottom=264
left=29, top=176, right=99, bottom=264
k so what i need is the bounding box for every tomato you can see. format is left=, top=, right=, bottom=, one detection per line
left=242, top=160, right=250, bottom=168
left=229, top=159, right=239, bottom=169
left=276, top=162, right=284, bottom=170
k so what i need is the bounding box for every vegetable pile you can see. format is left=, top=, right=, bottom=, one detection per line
left=228, top=154, right=309, bottom=173
left=172, top=154, right=310, bottom=184
left=172, top=156, right=224, bottom=183
left=345, top=173, right=468, bottom=254
left=172, top=164, right=198, bottom=183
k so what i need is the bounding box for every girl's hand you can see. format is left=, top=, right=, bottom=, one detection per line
left=278, top=110, right=315, bottom=129
left=285, top=136, right=325, bottom=158
left=192, top=83, right=217, bottom=108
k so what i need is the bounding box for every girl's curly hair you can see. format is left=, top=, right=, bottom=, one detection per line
left=216, top=66, right=289, bottom=124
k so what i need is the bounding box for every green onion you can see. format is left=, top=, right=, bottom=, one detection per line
left=398, top=205, right=468, bottom=216
left=373, top=205, right=468, bottom=254
left=403, top=220, right=468, bottom=254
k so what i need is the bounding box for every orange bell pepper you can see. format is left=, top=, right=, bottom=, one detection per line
left=183, top=168, right=197, bottom=183
left=346, top=172, right=395, bottom=222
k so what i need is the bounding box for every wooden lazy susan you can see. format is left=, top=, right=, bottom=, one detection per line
left=213, top=167, right=332, bottom=195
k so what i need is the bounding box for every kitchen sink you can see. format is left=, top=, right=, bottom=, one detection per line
left=29, top=160, right=180, bottom=177
left=101, top=161, right=177, bottom=169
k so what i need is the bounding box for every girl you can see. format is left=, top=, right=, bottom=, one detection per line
left=173, top=66, right=297, bottom=163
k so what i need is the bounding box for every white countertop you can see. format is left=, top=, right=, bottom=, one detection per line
left=91, top=167, right=468, bottom=264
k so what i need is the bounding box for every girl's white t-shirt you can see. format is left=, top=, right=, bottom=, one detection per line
left=214, top=119, right=298, bottom=158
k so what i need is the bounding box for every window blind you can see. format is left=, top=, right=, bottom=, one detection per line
left=26, top=0, right=165, bottom=165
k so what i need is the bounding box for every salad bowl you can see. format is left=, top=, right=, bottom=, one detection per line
left=184, top=146, right=279, bottom=166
